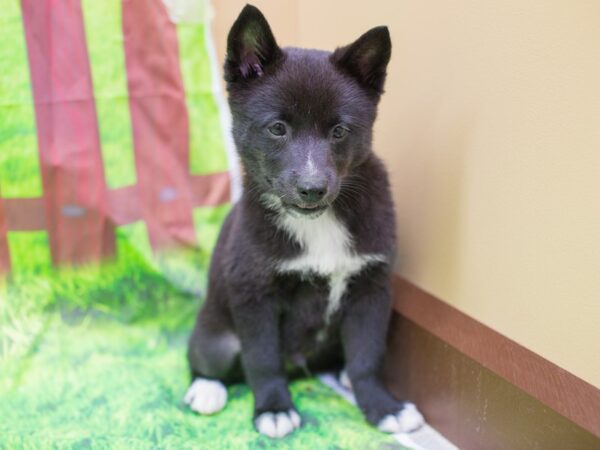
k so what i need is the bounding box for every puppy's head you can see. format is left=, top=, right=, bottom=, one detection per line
left=225, top=5, right=391, bottom=218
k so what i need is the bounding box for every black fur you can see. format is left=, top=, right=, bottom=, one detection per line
left=187, top=4, right=407, bottom=432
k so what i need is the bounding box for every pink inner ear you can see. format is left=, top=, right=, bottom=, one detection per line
left=360, top=47, right=379, bottom=65
left=252, top=63, right=264, bottom=76
left=240, top=52, right=263, bottom=78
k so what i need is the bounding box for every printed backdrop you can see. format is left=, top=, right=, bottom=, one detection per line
left=0, top=1, right=408, bottom=448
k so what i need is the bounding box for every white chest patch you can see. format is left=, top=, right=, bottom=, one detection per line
left=275, top=209, right=385, bottom=318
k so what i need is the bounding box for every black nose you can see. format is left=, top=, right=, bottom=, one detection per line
left=297, top=183, right=327, bottom=203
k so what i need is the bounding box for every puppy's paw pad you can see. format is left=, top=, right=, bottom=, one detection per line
left=378, top=403, right=425, bottom=433
left=255, top=410, right=301, bottom=439
left=184, top=378, right=227, bottom=415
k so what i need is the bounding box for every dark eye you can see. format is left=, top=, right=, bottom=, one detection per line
left=332, top=125, right=349, bottom=140
left=267, top=121, right=287, bottom=137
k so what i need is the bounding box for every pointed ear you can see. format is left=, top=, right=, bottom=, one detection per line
left=224, top=5, right=282, bottom=82
left=331, top=26, right=392, bottom=94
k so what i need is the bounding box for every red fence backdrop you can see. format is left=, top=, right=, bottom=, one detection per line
left=0, top=0, right=232, bottom=274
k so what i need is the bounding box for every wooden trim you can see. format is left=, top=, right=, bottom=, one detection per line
left=384, top=313, right=600, bottom=449
left=391, top=276, right=600, bottom=438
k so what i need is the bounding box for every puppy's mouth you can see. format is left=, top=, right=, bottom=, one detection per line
left=286, top=202, right=328, bottom=216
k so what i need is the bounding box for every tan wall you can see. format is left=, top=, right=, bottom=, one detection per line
left=212, top=1, right=600, bottom=388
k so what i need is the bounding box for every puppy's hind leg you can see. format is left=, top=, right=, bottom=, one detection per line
left=185, top=309, right=241, bottom=415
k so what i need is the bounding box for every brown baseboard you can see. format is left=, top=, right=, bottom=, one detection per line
left=384, top=276, right=600, bottom=449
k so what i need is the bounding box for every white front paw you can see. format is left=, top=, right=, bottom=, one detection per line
left=184, top=378, right=227, bottom=415
left=377, top=403, right=425, bottom=433
left=255, top=410, right=301, bottom=438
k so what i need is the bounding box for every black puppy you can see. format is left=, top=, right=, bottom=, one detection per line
left=185, top=4, right=424, bottom=439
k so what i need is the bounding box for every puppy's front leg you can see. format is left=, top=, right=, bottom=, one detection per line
left=231, top=295, right=301, bottom=438
left=341, top=269, right=424, bottom=433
